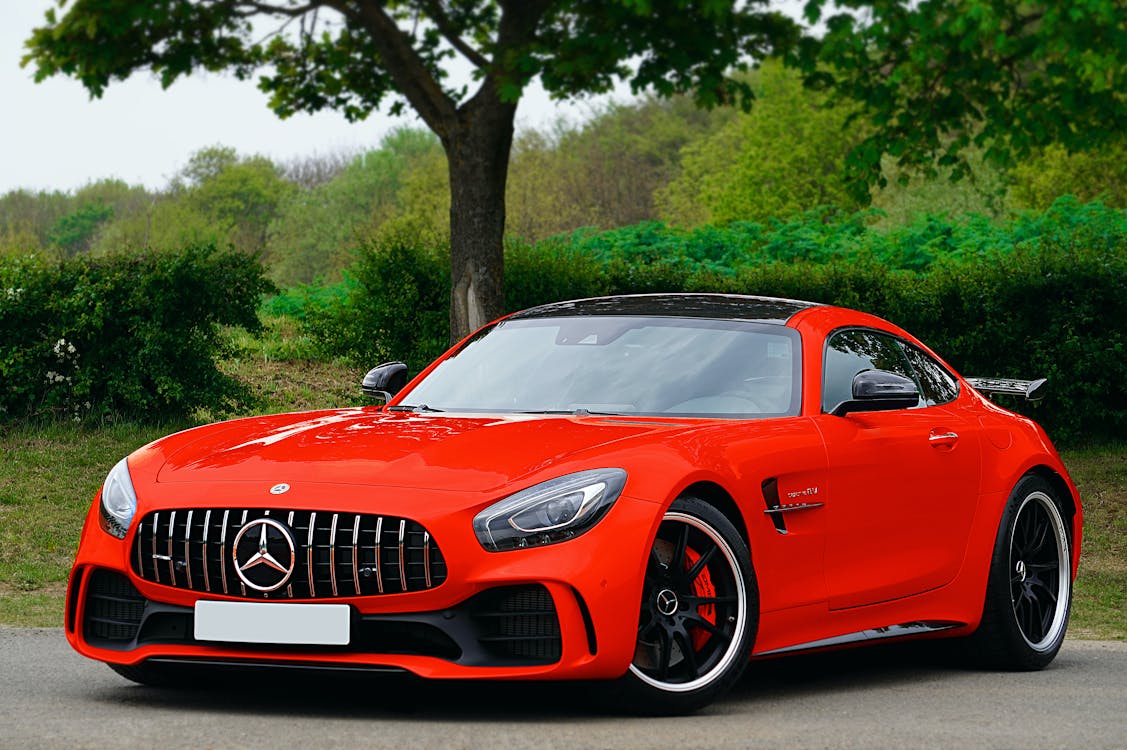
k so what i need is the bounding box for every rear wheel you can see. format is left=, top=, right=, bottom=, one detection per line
left=968, top=475, right=1072, bottom=669
left=609, top=496, right=757, bottom=714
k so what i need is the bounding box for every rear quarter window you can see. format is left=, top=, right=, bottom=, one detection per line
left=899, top=341, right=960, bottom=406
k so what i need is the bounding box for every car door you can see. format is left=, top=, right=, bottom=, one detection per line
left=813, top=328, right=981, bottom=611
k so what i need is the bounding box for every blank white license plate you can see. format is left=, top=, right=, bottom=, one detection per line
left=194, top=601, right=350, bottom=646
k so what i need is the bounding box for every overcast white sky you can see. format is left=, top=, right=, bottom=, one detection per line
left=0, top=1, right=629, bottom=195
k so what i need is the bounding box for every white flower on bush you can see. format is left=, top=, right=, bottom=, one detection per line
left=46, top=337, right=81, bottom=391
left=4, top=287, right=22, bottom=300
left=53, top=338, right=78, bottom=360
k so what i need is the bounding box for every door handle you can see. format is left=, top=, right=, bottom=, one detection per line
left=929, top=431, right=959, bottom=448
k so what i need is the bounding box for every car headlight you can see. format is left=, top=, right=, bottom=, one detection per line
left=473, top=468, right=627, bottom=552
left=98, top=457, right=138, bottom=539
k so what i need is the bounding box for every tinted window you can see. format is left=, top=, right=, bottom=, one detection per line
left=822, top=329, right=920, bottom=413
left=403, top=316, right=801, bottom=418
left=899, top=341, right=959, bottom=406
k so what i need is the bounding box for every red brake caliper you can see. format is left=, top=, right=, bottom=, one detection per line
left=684, top=547, right=716, bottom=651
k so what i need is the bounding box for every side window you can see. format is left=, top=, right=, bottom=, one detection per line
left=899, top=341, right=959, bottom=406
left=822, top=329, right=921, bottom=413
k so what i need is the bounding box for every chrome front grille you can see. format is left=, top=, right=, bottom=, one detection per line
left=131, top=508, right=447, bottom=599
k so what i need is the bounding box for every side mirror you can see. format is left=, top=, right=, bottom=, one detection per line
left=361, top=361, right=409, bottom=402
left=831, top=369, right=920, bottom=417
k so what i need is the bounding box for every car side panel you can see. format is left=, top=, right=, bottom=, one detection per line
left=974, top=398, right=1084, bottom=576
left=763, top=305, right=1082, bottom=656
left=813, top=404, right=982, bottom=610
left=689, top=418, right=831, bottom=614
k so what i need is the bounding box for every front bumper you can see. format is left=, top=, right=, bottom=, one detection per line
left=66, top=487, right=660, bottom=681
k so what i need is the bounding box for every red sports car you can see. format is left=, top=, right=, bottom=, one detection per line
left=67, top=294, right=1081, bottom=713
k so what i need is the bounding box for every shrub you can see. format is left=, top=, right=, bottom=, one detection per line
left=305, top=241, right=448, bottom=373
left=0, top=246, right=274, bottom=422
left=904, top=216, right=1126, bottom=444
left=301, top=199, right=1124, bottom=444
left=263, top=279, right=354, bottom=321
left=504, top=238, right=610, bottom=310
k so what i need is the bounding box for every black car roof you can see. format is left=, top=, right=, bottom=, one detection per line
left=508, top=293, right=822, bottom=324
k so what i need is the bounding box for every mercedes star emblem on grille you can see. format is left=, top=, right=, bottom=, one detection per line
left=232, top=518, right=296, bottom=592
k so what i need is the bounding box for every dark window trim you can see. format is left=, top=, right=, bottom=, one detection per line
left=893, top=338, right=961, bottom=407
left=820, top=325, right=959, bottom=414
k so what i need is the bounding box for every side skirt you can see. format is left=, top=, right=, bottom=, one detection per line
left=755, top=620, right=965, bottom=657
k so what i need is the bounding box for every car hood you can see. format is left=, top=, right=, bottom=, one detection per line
left=154, top=408, right=699, bottom=494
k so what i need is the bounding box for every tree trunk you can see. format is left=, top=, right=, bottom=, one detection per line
left=444, top=92, right=517, bottom=344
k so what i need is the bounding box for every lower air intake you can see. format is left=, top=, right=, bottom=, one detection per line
left=83, top=570, right=145, bottom=645
left=470, top=585, right=562, bottom=664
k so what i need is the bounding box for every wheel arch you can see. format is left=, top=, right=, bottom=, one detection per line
left=1026, top=466, right=1076, bottom=525
left=1025, top=464, right=1081, bottom=573
left=679, top=481, right=749, bottom=549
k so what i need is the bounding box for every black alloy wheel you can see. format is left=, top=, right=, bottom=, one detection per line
left=968, top=475, right=1072, bottom=670
left=610, top=496, right=757, bottom=714
left=1009, top=490, right=1070, bottom=650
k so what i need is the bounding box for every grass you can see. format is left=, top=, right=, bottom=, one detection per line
left=0, top=421, right=177, bottom=599
left=0, top=345, right=1122, bottom=638
left=213, top=314, right=365, bottom=416
left=1065, top=446, right=1127, bottom=639
left=0, top=322, right=364, bottom=626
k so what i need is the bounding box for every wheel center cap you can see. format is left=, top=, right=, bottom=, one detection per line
left=1015, top=559, right=1027, bottom=583
left=656, top=588, right=679, bottom=616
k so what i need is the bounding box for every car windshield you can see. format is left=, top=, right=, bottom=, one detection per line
left=399, top=316, right=801, bottom=418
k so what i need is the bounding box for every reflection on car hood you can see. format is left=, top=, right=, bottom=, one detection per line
left=155, top=408, right=698, bottom=493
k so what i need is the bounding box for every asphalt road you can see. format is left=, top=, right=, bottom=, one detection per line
left=1, top=628, right=1124, bottom=750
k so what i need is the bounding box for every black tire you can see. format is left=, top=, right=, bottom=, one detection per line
left=967, top=475, right=1072, bottom=670
left=605, top=496, right=758, bottom=714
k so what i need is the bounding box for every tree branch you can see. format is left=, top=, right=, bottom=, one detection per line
left=416, top=0, right=490, bottom=69
left=496, top=0, right=552, bottom=48
left=229, top=1, right=325, bottom=19
left=459, top=0, right=550, bottom=111
left=322, top=0, right=457, bottom=136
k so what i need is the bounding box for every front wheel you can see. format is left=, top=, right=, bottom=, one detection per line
left=967, top=475, right=1073, bottom=670
left=608, top=496, right=758, bottom=714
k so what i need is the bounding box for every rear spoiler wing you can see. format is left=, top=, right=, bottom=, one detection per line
left=966, top=377, right=1048, bottom=402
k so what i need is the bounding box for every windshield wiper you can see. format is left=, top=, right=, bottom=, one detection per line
left=386, top=403, right=445, bottom=413
left=516, top=408, right=620, bottom=416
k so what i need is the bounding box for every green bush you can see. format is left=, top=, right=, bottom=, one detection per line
left=305, top=241, right=448, bottom=373
left=554, top=198, right=1127, bottom=276
left=301, top=198, right=1124, bottom=444
left=263, top=279, right=354, bottom=321
left=904, top=224, right=1126, bottom=444
left=0, top=246, right=274, bottom=422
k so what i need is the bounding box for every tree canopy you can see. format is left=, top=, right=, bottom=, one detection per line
left=24, top=0, right=801, bottom=342
left=23, top=0, right=1125, bottom=342
left=800, top=0, right=1126, bottom=195
left=658, top=61, right=863, bottom=226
